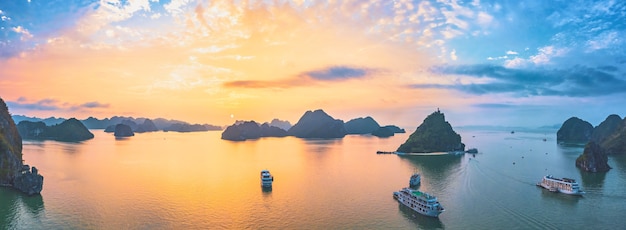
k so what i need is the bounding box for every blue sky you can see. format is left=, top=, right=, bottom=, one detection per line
left=0, top=0, right=625, bottom=127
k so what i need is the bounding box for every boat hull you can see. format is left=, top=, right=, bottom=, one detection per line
left=393, top=189, right=444, bottom=218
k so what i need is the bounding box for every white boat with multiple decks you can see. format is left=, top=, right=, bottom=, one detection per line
left=393, top=187, right=444, bottom=217
left=260, top=170, right=273, bottom=187
left=536, top=175, right=584, bottom=196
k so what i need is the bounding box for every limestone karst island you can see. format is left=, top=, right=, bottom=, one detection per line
left=0, top=98, right=43, bottom=195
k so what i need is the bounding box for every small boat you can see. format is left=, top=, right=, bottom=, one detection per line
left=393, top=187, right=444, bottom=217
left=536, top=175, right=584, bottom=196
left=260, top=170, right=274, bottom=187
left=466, top=148, right=478, bottom=154
left=409, top=173, right=421, bottom=187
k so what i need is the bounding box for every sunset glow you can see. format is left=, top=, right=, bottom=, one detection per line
left=1, top=0, right=625, bottom=127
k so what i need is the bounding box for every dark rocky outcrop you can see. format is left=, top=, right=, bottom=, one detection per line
left=136, top=119, right=159, bottom=133
left=260, top=123, right=288, bottom=137
left=576, top=141, right=611, bottom=172
left=17, top=118, right=94, bottom=142
left=287, top=109, right=347, bottom=138
left=13, top=165, right=44, bottom=195
left=381, top=125, right=405, bottom=133
left=344, top=116, right=380, bottom=134
left=371, top=126, right=394, bottom=137
left=397, top=110, right=465, bottom=153
left=221, top=121, right=262, bottom=141
left=221, top=121, right=288, bottom=141
left=557, top=117, right=593, bottom=143
left=600, top=118, right=626, bottom=155
left=0, top=97, right=43, bottom=195
left=114, top=124, right=134, bottom=137
left=591, top=114, right=622, bottom=143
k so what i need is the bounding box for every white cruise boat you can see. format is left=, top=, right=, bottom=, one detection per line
left=536, top=175, right=584, bottom=196
left=393, top=188, right=444, bottom=217
left=260, top=170, right=273, bottom=187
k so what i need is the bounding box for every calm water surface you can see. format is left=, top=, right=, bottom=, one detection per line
left=2, top=129, right=626, bottom=229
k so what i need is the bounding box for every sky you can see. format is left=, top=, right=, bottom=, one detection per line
left=1, top=0, right=625, bottom=128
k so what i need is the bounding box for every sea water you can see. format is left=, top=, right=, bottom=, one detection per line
left=2, top=129, right=625, bottom=229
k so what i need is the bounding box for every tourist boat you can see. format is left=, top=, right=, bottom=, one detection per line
left=466, top=148, right=478, bottom=154
left=536, top=175, right=584, bottom=196
left=409, top=173, right=421, bottom=187
left=393, top=187, right=444, bottom=217
left=260, top=170, right=273, bottom=187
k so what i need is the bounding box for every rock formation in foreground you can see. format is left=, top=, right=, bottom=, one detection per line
left=344, top=116, right=380, bottom=134
left=287, top=109, right=346, bottom=138
left=0, top=97, right=43, bottom=195
left=114, top=124, right=135, bottom=137
left=556, top=117, right=593, bottom=143
left=17, top=118, right=94, bottom=142
left=600, top=117, right=626, bottom=155
left=397, top=110, right=465, bottom=153
left=576, top=141, right=611, bottom=172
left=591, top=114, right=622, bottom=143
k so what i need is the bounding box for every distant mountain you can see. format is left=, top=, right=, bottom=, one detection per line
left=12, top=115, right=65, bottom=126
left=344, top=116, right=380, bottom=134
left=17, top=118, right=94, bottom=142
left=136, top=119, right=159, bottom=133
left=397, top=110, right=465, bottom=153
left=372, top=126, right=394, bottom=137
left=381, top=125, right=405, bottom=133
left=269, top=119, right=292, bottom=131
left=287, top=109, right=346, bottom=138
left=11, top=115, right=222, bottom=132
left=556, top=117, right=593, bottom=143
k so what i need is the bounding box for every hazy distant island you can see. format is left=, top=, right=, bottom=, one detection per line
left=221, top=121, right=288, bottom=141
left=396, top=110, right=465, bottom=153
left=557, top=114, right=626, bottom=172
left=0, top=97, right=43, bottom=195
left=17, top=118, right=94, bottom=142
left=221, top=109, right=404, bottom=141
left=344, top=116, right=406, bottom=137
left=12, top=115, right=222, bottom=133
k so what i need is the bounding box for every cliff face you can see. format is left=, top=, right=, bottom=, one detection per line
left=576, top=141, right=611, bottom=172
left=557, top=117, right=593, bottom=143
left=591, top=114, right=622, bottom=143
left=397, top=110, right=464, bottom=153
left=287, top=109, right=346, bottom=138
left=0, top=97, right=43, bottom=195
left=344, top=117, right=380, bottom=134
left=0, top=98, right=23, bottom=185
left=600, top=118, right=626, bottom=155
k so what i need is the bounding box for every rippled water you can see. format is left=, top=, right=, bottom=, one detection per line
left=2, top=129, right=625, bottom=229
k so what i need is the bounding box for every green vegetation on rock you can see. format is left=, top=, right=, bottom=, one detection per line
left=397, top=110, right=464, bottom=153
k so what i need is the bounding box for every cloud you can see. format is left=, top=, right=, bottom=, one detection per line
left=12, top=26, right=33, bottom=41
left=414, top=64, right=626, bottom=97
left=301, top=66, right=373, bottom=81
left=224, top=66, right=379, bottom=89
left=6, top=98, right=109, bottom=112
left=506, top=51, right=518, bottom=55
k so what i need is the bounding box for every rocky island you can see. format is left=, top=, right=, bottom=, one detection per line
left=287, top=109, right=347, bottom=138
left=17, top=118, right=94, bottom=142
left=0, top=97, right=43, bottom=195
left=397, top=110, right=465, bottom=153
left=575, top=141, right=611, bottom=172
left=556, top=117, right=593, bottom=143
left=221, top=121, right=289, bottom=141
left=344, top=116, right=380, bottom=134
left=114, top=124, right=135, bottom=137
